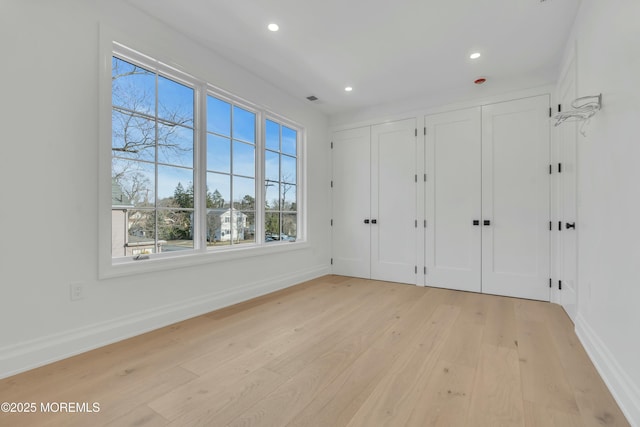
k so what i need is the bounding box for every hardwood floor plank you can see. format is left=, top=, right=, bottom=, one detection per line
left=467, top=343, right=526, bottom=427
left=284, top=287, right=451, bottom=427
left=515, top=318, right=580, bottom=414
left=181, top=283, right=398, bottom=375
left=544, top=306, right=630, bottom=427
left=103, top=406, right=168, bottom=427
left=345, top=304, right=461, bottom=427
left=524, top=400, right=584, bottom=427
left=483, top=295, right=519, bottom=349
left=156, top=367, right=287, bottom=426
left=221, top=283, right=423, bottom=426
left=405, top=360, right=476, bottom=427
left=437, top=316, right=484, bottom=368
left=261, top=281, right=422, bottom=378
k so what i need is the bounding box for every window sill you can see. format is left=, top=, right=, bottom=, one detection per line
left=100, top=240, right=309, bottom=280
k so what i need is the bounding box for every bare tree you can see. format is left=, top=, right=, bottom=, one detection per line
left=111, top=57, right=193, bottom=205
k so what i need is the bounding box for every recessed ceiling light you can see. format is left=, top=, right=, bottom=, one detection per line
left=345, top=86, right=353, bottom=92
left=470, top=52, right=481, bottom=59
left=267, top=23, right=279, bottom=32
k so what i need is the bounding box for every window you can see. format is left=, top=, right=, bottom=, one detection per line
left=107, top=44, right=304, bottom=269
left=265, top=119, right=298, bottom=242
left=111, top=56, right=195, bottom=257
left=206, top=96, right=256, bottom=246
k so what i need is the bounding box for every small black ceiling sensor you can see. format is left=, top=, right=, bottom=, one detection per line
left=306, top=95, right=318, bottom=101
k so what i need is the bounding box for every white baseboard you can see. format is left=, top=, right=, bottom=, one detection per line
left=0, top=265, right=330, bottom=380
left=576, top=313, right=640, bottom=427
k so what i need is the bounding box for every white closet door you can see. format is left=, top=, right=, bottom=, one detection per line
left=331, top=126, right=371, bottom=279
left=371, top=119, right=417, bottom=284
left=425, top=108, right=481, bottom=292
left=481, top=95, right=551, bottom=301
left=557, top=53, right=579, bottom=321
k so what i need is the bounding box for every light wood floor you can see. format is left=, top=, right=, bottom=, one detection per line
left=0, top=275, right=629, bottom=427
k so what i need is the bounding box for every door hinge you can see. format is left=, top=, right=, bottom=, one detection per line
left=424, top=219, right=427, bottom=228
left=424, top=173, right=427, bottom=182
left=549, top=278, right=552, bottom=288
left=415, top=128, right=418, bottom=137
left=330, top=180, right=333, bottom=188
left=424, top=127, right=427, bottom=136
left=424, top=266, right=427, bottom=275
left=330, top=219, right=333, bottom=226
left=331, top=258, right=333, bottom=265
left=549, top=107, right=552, bottom=117
left=549, top=164, right=552, bottom=175
left=558, top=163, right=562, bottom=173
left=415, top=174, right=418, bottom=183
left=558, top=104, right=562, bottom=113
left=549, top=221, right=552, bottom=231
left=559, top=221, right=562, bottom=231
left=330, top=141, right=333, bottom=149
left=559, top=280, right=563, bottom=290
left=415, top=266, right=418, bottom=274
left=415, top=219, right=418, bottom=228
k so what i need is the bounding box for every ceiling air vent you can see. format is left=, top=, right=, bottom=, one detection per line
left=306, top=95, right=318, bottom=101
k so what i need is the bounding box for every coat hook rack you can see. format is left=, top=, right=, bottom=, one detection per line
left=554, top=94, right=602, bottom=136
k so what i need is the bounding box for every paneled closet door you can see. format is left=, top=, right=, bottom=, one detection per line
left=557, top=52, right=579, bottom=321
left=370, top=119, right=418, bottom=284
left=424, top=108, right=482, bottom=292
left=481, top=95, right=551, bottom=301
left=331, top=126, right=371, bottom=279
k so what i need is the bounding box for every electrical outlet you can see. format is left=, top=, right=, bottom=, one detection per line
left=70, top=283, right=84, bottom=301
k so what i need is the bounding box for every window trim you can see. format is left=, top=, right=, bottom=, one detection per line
left=99, top=29, right=306, bottom=279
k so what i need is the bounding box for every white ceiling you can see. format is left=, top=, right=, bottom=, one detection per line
left=127, top=0, right=581, bottom=117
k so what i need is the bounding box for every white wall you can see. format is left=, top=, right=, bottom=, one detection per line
left=564, top=1, right=640, bottom=424
left=0, top=0, right=330, bottom=378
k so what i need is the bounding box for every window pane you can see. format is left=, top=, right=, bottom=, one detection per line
left=112, top=110, right=156, bottom=162
left=233, top=140, right=255, bottom=177
left=233, top=106, right=255, bottom=143
left=265, top=212, right=280, bottom=242
left=158, top=124, right=193, bottom=168
left=207, top=209, right=248, bottom=246
left=125, top=210, right=157, bottom=255
left=207, top=96, right=231, bottom=137
left=206, top=209, right=230, bottom=247
left=233, top=176, right=255, bottom=209
left=157, top=165, right=193, bottom=203
left=282, top=184, right=296, bottom=211
left=112, top=57, right=155, bottom=115
left=281, top=154, right=296, bottom=184
left=158, top=75, right=194, bottom=126
left=282, top=213, right=297, bottom=241
left=282, top=126, right=297, bottom=156
left=228, top=210, right=251, bottom=245
left=265, top=150, right=279, bottom=182
left=207, top=134, right=230, bottom=173
left=112, top=159, right=155, bottom=208
left=265, top=181, right=280, bottom=210
left=157, top=209, right=193, bottom=251
left=207, top=172, right=230, bottom=208
left=238, top=211, right=255, bottom=244
left=266, top=119, right=280, bottom=151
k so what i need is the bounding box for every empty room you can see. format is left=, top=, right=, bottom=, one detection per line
left=1, top=0, right=638, bottom=426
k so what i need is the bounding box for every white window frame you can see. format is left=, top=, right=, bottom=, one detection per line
left=98, top=31, right=307, bottom=279
left=263, top=114, right=303, bottom=244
